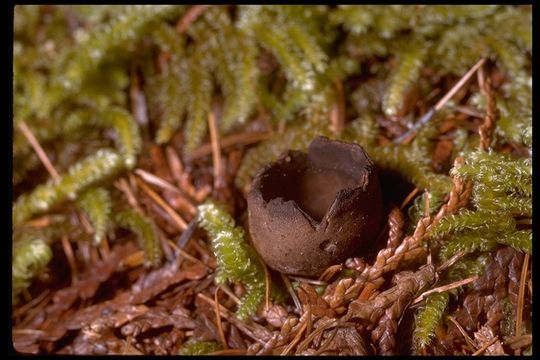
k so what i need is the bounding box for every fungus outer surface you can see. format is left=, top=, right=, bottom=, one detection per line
left=247, top=136, right=383, bottom=276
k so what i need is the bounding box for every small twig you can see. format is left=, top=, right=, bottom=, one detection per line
left=295, top=318, right=341, bottom=354
left=190, top=131, right=274, bottom=159
left=165, top=146, right=198, bottom=198
left=289, top=276, right=328, bottom=286
left=214, top=286, right=229, bottom=349
left=434, top=58, right=487, bottom=112
left=134, top=168, right=196, bottom=215
left=400, top=187, right=420, bottom=210
left=313, top=326, right=339, bottom=355
left=436, top=250, right=467, bottom=273
left=447, top=315, right=478, bottom=351
left=176, top=5, right=210, bottom=33
left=197, top=293, right=266, bottom=344
left=262, top=258, right=271, bottom=312
left=135, top=175, right=188, bottom=230
left=281, top=320, right=307, bottom=355
left=207, top=111, right=225, bottom=190
left=330, top=79, right=345, bottom=135
left=166, top=239, right=208, bottom=267
left=471, top=335, right=499, bottom=356
left=281, top=273, right=302, bottom=314
left=305, top=303, right=314, bottom=340
left=394, top=58, right=486, bottom=144
left=177, top=218, right=198, bottom=249
left=61, top=235, right=78, bottom=283
left=318, top=264, right=343, bottom=283
left=18, top=121, right=59, bottom=178
left=12, top=289, right=50, bottom=319
left=219, top=283, right=241, bottom=305
left=114, top=178, right=143, bottom=211
left=412, top=276, right=478, bottom=305
left=515, top=253, right=529, bottom=355
left=478, top=74, right=497, bottom=151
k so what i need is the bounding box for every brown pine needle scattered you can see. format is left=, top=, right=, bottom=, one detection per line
left=412, top=276, right=478, bottom=305
left=214, top=286, right=229, bottom=349
left=262, top=258, right=271, bottom=312
left=447, top=315, right=478, bottom=352
left=434, top=58, right=486, bottom=112
left=207, top=111, right=225, bottom=190
left=515, top=253, right=529, bottom=355
left=281, top=319, right=307, bottom=355
left=478, top=73, right=497, bottom=151
left=166, top=239, right=207, bottom=267
left=281, top=273, right=302, bottom=314
left=318, top=264, right=343, bottom=283
left=471, top=336, right=499, bottom=356
left=176, top=5, right=210, bottom=33
left=330, top=79, right=345, bottom=135
left=395, top=57, right=486, bottom=144
left=135, top=175, right=188, bottom=230
left=400, top=187, right=420, bottom=210
left=219, top=283, right=241, bottom=305
left=18, top=121, right=60, bottom=179
left=436, top=250, right=467, bottom=272
left=134, top=168, right=196, bottom=215
left=295, top=318, right=340, bottom=354
left=190, top=131, right=274, bottom=159
left=197, top=293, right=265, bottom=344
left=12, top=289, right=50, bottom=319
left=61, top=235, right=78, bottom=283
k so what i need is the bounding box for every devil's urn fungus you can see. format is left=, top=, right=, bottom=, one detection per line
left=247, top=136, right=383, bottom=276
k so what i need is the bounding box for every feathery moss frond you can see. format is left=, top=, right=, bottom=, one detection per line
left=413, top=292, right=450, bottom=352
left=13, top=149, right=124, bottom=226
left=286, top=23, right=328, bottom=73
left=496, top=230, right=531, bottom=255
left=198, top=200, right=265, bottom=319
left=429, top=209, right=515, bottom=238
left=99, top=107, right=142, bottom=168
left=252, top=23, right=315, bottom=92
left=12, top=232, right=53, bottom=303
left=217, top=30, right=258, bottom=132
left=56, top=5, right=183, bottom=94
left=114, top=209, right=162, bottom=267
left=383, top=44, right=427, bottom=118
left=454, top=151, right=531, bottom=197
left=439, top=232, right=498, bottom=261
left=76, top=187, right=112, bottom=244
left=183, top=49, right=213, bottom=154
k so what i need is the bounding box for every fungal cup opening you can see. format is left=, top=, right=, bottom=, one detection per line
left=257, top=137, right=371, bottom=222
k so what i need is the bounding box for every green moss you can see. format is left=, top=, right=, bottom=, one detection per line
left=413, top=292, right=450, bottom=351
left=12, top=231, right=53, bottom=303
left=12, top=6, right=531, bottom=326
left=198, top=200, right=265, bottom=320
left=114, top=209, right=163, bottom=267
left=179, top=340, right=222, bottom=355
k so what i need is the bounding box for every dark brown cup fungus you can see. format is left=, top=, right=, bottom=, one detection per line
left=247, top=136, right=383, bottom=277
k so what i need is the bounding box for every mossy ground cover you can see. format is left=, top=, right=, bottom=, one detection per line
left=12, top=5, right=531, bottom=355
